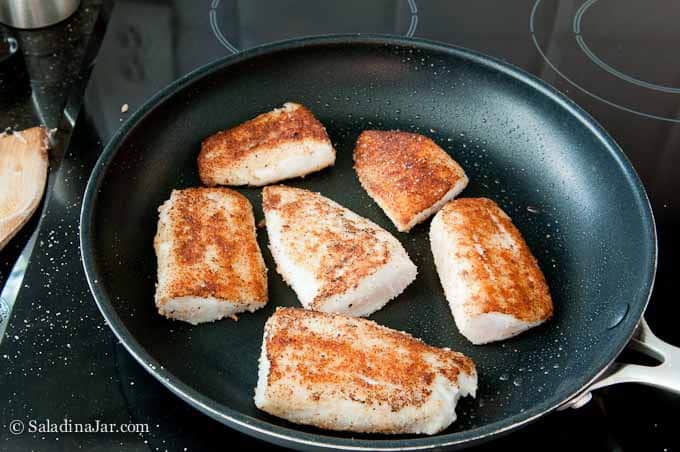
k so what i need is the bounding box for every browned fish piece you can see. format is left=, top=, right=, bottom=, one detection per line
left=154, top=187, right=268, bottom=324
left=254, top=307, right=477, bottom=434
left=198, top=102, right=335, bottom=186
left=354, top=130, right=468, bottom=232
left=430, top=198, right=553, bottom=344
left=262, top=185, right=417, bottom=317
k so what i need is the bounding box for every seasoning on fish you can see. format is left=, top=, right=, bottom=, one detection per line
left=262, top=185, right=417, bottom=316
left=254, top=307, right=477, bottom=435
left=430, top=198, right=553, bottom=344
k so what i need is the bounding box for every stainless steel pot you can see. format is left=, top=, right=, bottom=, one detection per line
left=0, top=0, right=80, bottom=29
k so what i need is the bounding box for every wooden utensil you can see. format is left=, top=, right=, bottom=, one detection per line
left=0, top=126, right=49, bottom=250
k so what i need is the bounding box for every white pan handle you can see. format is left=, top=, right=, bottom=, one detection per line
left=560, top=317, right=680, bottom=410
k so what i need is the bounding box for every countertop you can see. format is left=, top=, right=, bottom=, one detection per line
left=0, top=0, right=108, bottom=321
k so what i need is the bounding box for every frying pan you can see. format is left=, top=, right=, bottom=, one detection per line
left=79, top=36, right=679, bottom=450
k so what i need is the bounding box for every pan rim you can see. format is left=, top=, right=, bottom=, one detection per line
left=79, top=34, right=657, bottom=450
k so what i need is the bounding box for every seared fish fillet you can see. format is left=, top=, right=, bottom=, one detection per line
left=254, top=308, right=477, bottom=435
left=154, top=188, right=268, bottom=324
left=198, top=102, right=335, bottom=186
left=430, top=198, right=553, bottom=344
left=354, top=130, right=468, bottom=232
left=262, top=185, right=417, bottom=317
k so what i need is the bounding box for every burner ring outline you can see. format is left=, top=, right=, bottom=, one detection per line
left=209, top=0, right=418, bottom=54
left=530, top=0, right=680, bottom=123
left=209, top=0, right=238, bottom=54
left=574, top=0, right=680, bottom=94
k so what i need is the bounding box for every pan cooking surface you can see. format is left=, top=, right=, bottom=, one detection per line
left=80, top=36, right=655, bottom=449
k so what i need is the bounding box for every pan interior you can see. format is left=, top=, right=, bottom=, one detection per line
left=84, top=39, right=655, bottom=445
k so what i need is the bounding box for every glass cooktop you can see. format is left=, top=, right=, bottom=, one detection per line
left=1, top=1, right=678, bottom=450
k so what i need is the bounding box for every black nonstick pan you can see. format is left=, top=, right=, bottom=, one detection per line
left=80, top=36, right=679, bottom=450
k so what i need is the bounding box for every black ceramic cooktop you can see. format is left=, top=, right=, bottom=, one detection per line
left=1, top=1, right=679, bottom=450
